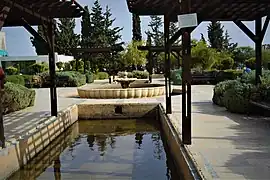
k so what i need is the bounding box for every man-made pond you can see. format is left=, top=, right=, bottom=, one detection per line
left=8, top=119, right=183, bottom=180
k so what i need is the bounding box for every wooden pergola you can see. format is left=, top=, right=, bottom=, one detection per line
left=126, top=0, right=270, bottom=144
left=138, top=45, right=182, bottom=83
left=70, top=44, right=124, bottom=73
left=0, top=0, right=84, bottom=147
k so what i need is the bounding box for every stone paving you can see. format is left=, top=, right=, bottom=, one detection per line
left=3, top=79, right=270, bottom=179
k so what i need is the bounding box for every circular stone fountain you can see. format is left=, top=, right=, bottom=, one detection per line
left=77, top=71, right=167, bottom=99
left=77, top=83, right=166, bottom=99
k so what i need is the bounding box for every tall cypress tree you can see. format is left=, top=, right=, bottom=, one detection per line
left=30, top=26, right=48, bottom=55
left=81, top=6, right=92, bottom=48
left=57, top=18, right=80, bottom=55
left=169, top=22, right=180, bottom=45
left=146, top=15, right=164, bottom=46
left=103, top=5, right=123, bottom=46
left=207, top=21, right=224, bottom=51
left=103, top=5, right=123, bottom=72
left=91, top=0, right=106, bottom=48
left=132, top=13, right=142, bottom=41
left=81, top=6, right=92, bottom=71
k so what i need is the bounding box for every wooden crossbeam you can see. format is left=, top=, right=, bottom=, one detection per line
left=261, top=15, right=270, bottom=40
left=0, top=6, right=11, bottom=30
left=3, top=0, right=52, bottom=24
left=233, top=20, right=256, bottom=42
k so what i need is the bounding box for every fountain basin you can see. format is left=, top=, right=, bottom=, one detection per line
left=77, top=83, right=168, bottom=99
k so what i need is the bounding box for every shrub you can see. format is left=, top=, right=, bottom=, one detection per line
left=85, top=71, right=94, bottom=83
left=215, top=69, right=243, bottom=83
left=22, top=75, right=42, bottom=88
left=95, top=72, right=109, bottom=80
left=5, top=75, right=25, bottom=86
left=5, top=66, right=18, bottom=75
left=2, top=82, right=36, bottom=114
left=117, top=71, right=133, bottom=78
left=56, top=71, right=86, bottom=87
left=245, top=57, right=256, bottom=69
left=171, top=69, right=182, bottom=85
left=40, top=71, right=86, bottom=87
left=132, top=70, right=149, bottom=79
left=56, top=62, right=64, bottom=70
left=152, top=74, right=164, bottom=79
left=223, top=82, right=256, bottom=114
left=212, top=80, right=239, bottom=106
left=29, top=63, right=48, bottom=75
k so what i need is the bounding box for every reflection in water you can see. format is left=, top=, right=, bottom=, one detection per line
left=135, top=133, right=144, bottom=149
left=87, top=135, right=95, bottom=149
left=8, top=119, right=182, bottom=180
left=53, top=157, right=61, bottom=180
left=151, top=132, right=163, bottom=160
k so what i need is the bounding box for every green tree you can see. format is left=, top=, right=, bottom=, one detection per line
left=191, top=40, right=217, bottom=69
left=132, top=13, right=142, bottom=41
left=122, top=41, right=147, bottom=69
left=30, top=26, right=49, bottom=55
left=208, top=21, right=224, bottom=51
left=223, top=30, right=238, bottom=52
left=146, top=15, right=164, bottom=46
left=102, top=5, right=123, bottom=72
left=57, top=18, right=80, bottom=55
left=232, top=46, right=255, bottom=65
left=200, top=33, right=206, bottom=43
left=262, top=49, right=270, bottom=68
left=169, top=22, right=180, bottom=45
left=81, top=6, right=93, bottom=72
left=91, top=0, right=106, bottom=48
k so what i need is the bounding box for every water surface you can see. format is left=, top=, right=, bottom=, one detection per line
left=8, top=119, right=181, bottom=180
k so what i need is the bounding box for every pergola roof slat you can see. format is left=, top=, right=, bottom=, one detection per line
left=126, top=0, right=270, bottom=21
left=2, top=0, right=84, bottom=27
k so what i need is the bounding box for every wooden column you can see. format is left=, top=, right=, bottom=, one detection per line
left=0, top=6, right=10, bottom=30
left=0, top=67, right=5, bottom=148
left=255, top=18, right=262, bottom=84
left=164, top=14, right=172, bottom=114
left=47, top=22, right=58, bottom=117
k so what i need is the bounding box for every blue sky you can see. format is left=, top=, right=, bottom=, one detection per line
left=2, top=0, right=270, bottom=56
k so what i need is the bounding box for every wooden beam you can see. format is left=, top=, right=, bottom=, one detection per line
left=21, top=18, right=47, bottom=44
left=233, top=20, right=256, bottom=42
left=261, top=15, right=270, bottom=40
left=3, top=0, right=52, bottom=24
left=0, top=6, right=11, bottom=30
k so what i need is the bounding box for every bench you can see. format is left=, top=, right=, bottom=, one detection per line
left=250, top=101, right=270, bottom=116
left=250, top=101, right=270, bottom=111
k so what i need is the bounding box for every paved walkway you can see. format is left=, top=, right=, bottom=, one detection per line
left=3, top=80, right=270, bottom=179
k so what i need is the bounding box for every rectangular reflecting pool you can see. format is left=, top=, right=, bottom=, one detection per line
left=8, top=119, right=183, bottom=180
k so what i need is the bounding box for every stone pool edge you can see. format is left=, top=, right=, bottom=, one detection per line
left=158, top=104, right=203, bottom=180
left=1, top=102, right=202, bottom=180
left=0, top=105, right=78, bottom=180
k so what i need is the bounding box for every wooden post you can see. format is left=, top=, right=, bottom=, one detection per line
left=47, top=22, right=58, bottom=117
left=0, top=6, right=10, bottom=31
left=0, top=67, right=5, bottom=148
left=255, top=18, right=262, bottom=85
left=164, top=14, right=172, bottom=114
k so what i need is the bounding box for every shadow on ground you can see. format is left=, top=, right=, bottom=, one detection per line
left=191, top=100, right=270, bottom=179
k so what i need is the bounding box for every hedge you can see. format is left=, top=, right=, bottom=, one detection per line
left=85, top=71, right=94, bottom=83
left=2, top=82, right=36, bottom=114
left=171, top=69, right=182, bottom=85
left=95, top=72, right=109, bottom=80
left=212, top=70, right=270, bottom=114
left=117, top=71, right=149, bottom=79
